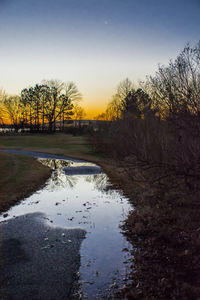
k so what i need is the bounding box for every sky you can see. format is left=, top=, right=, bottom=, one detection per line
left=0, top=0, right=199, bottom=118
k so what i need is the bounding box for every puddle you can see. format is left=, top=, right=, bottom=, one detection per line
left=0, top=150, right=132, bottom=298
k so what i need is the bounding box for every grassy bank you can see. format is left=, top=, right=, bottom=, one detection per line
left=0, top=152, right=51, bottom=213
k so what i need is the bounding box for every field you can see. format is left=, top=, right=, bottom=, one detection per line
left=0, top=134, right=92, bottom=158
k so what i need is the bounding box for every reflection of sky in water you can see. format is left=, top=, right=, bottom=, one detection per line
left=0, top=157, right=132, bottom=298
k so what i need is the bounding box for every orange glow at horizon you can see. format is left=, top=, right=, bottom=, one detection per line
left=80, top=88, right=113, bottom=120
left=83, top=104, right=107, bottom=120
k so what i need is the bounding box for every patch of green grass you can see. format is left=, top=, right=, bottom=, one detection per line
left=0, top=133, right=107, bottom=162
left=0, top=134, right=89, bottom=153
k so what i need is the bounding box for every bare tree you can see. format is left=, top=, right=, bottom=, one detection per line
left=73, top=104, right=86, bottom=119
left=116, top=78, right=134, bottom=101
left=65, top=82, right=82, bottom=102
left=145, top=42, right=200, bottom=118
left=105, top=78, right=135, bottom=120
left=0, top=90, right=6, bottom=125
left=72, top=103, right=86, bottom=128
left=3, top=95, right=22, bottom=131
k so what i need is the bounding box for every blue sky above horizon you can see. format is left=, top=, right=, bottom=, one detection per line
left=0, top=0, right=199, bottom=118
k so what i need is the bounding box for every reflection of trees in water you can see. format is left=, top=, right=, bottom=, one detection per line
left=47, top=169, right=78, bottom=191
left=85, top=174, right=109, bottom=191
left=39, top=159, right=78, bottom=191
left=39, top=158, right=109, bottom=192
left=39, top=158, right=72, bottom=170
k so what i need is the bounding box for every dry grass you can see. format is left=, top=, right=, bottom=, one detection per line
left=0, top=152, right=51, bottom=213
left=0, top=134, right=91, bottom=158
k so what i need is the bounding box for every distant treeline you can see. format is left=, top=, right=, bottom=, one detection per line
left=0, top=80, right=85, bottom=132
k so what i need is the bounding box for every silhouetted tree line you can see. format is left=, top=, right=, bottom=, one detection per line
left=93, top=42, right=200, bottom=189
left=110, top=43, right=200, bottom=300
left=0, top=80, right=83, bottom=132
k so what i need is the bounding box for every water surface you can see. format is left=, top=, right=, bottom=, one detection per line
left=0, top=151, right=132, bottom=298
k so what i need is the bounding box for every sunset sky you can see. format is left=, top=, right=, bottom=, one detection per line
left=0, top=0, right=199, bottom=118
